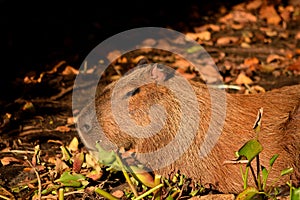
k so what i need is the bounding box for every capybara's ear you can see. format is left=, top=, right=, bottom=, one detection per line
left=137, top=57, right=149, bottom=66
left=150, top=63, right=175, bottom=82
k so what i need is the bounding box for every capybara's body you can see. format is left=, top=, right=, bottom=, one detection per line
left=76, top=64, right=300, bottom=193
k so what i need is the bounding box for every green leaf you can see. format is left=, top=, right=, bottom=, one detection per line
left=253, top=108, right=263, bottom=134
left=291, top=187, right=300, bottom=200
left=60, top=146, right=71, bottom=162
left=130, top=165, right=156, bottom=188
left=269, top=154, right=279, bottom=166
left=95, top=142, right=117, bottom=166
left=236, top=187, right=260, bottom=200
left=190, top=189, right=199, bottom=197
left=237, top=139, right=263, bottom=163
left=166, top=195, right=174, bottom=200
left=186, top=45, right=203, bottom=53
left=261, top=166, right=268, bottom=184
left=280, top=167, right=294, bottom=176
left=55, top=171, right=86, bottom=187
left=94, top=188, right=120, bottom=200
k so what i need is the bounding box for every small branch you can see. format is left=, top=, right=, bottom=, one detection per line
left=50, top=85, right=73, bottom=101
left=249, top=164, right=259, bottom=188
left=115, top=153, right=139, bottom=197
left=256, top=155, right=262, bottom=191
left=223, top=160, right=249, bottom=165
left=134, top=184, right=164, bottom=200
left=0, top=150, right=35, bottom=154
left=26, top=158, right=42, bottom=200
left=205, top=46, right=287, bottom=56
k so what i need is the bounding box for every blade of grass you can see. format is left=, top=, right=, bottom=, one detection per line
left=134, top=183, right=164, bottom=200
left=58, top=188, right=64, bottom=200
left=115, top=153, right=139, bottom=197
left=94, top=188, right=119, bottom=200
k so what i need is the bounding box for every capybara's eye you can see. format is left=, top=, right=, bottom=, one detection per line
left=81, top=122, right=92, bottom=133
left=125, top=87, right=140, bottom=98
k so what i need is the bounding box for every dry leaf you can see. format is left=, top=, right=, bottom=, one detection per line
left=111, top=190, right=124, bottom=198
left=1, top=157, right=21, bottom=166
left=280, top=5, right=294, bottom=22
left=285, top=50, right=294, bottom=59
left=185, top=31, right=211, bottom=41
left=110, top=75, right=121, bottom=81
left=73, top=152, right=84, bottom=173
left=232, top=11, right=257, bottom=23
left=68, top=137, right=79, bottom=152
left=265, top=30, right=277, bottom=37
left=47, top=157, right=56, bottom=164
left=172, top=59, right=191, bottom=70
left=141, top=38, right=157, bottom=46
left=295, top=31, right=300, bottom=40
left=119, top=57, right=127, bottom=64
left=232, top=3, right=246, bottom=11
left=176, top=67, right=196, bottom=80
left=48, top=61, right=66, bottom=74
left=218, top=13, right=233, bottom=23
left=266, top=54, right=285, bottom=63
left=194, top=24, right=220, bottom=32
left=86, top=169, right=103, bottom=181
left=279, top=31, right=289, bottom=39
left=244, top=57, right=260, bottom=66
left=259, top=63, right=278, bottom=73
left=259, top=5, right=281, bottom=25
left=288, top=59, right=300, bottom=71
left=67, top=117, right=74, bottom=124
left=246, top=0, right=262, bottom=10
left=230, top=23, right=244, bottom=30
left=55, top=125, right=70, bottom=132
left=132, top=55, right=147, bottom=64
left=55, top=158, right=69, bottom=173
left=107, top=50, right=122, bottom=63
left=216, top=36, right=239, bottom=46
left=85, top=153, right=99, bottom=168
left=296, top=48, right=300, bottom=55
left=62, top=65, right=79, bottom=75
left=235, top=72, right=253, bottom=85
left=241, top=42, right=251, bottom=48
left=219, top=11, right=257, bottom=24
left=24, top=76, right=38, bottom=84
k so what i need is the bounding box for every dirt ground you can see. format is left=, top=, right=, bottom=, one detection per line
left=0, top=0, right=300, bottom=199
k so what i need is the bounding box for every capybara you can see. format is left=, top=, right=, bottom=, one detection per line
left=76, top=61, right=300, bottom=194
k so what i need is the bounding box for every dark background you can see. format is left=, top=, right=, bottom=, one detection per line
left=0, top=0, right=245, bottom=101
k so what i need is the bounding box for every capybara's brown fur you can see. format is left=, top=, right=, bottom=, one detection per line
left=77, top=64, right=300, bottom=193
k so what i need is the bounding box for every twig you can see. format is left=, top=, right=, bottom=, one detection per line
left=204, top=46, right=287, bottom=56
left=223, top=160, right=249, bottom=165
left=176, top=181, right=189, bottom=200
left=249, top=164, right=259, bottom=188
left=26, top=158, right=42, bottom=200
left=50, top=85, right=73, bottom=100
left=0, top=186, right=15, bottom=200
left=19, top=129, right=47, bottom=137
left=63, top=191, right=85, bottom=196
left=115, top=153, right=139, bottom=197
left=0, top=150, right=35, bottom=154
left=40, top=191, right=85, bottom=199
left=134, top=184, right=164, bottom=200
left=0, top=194, right=11, bottom=200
